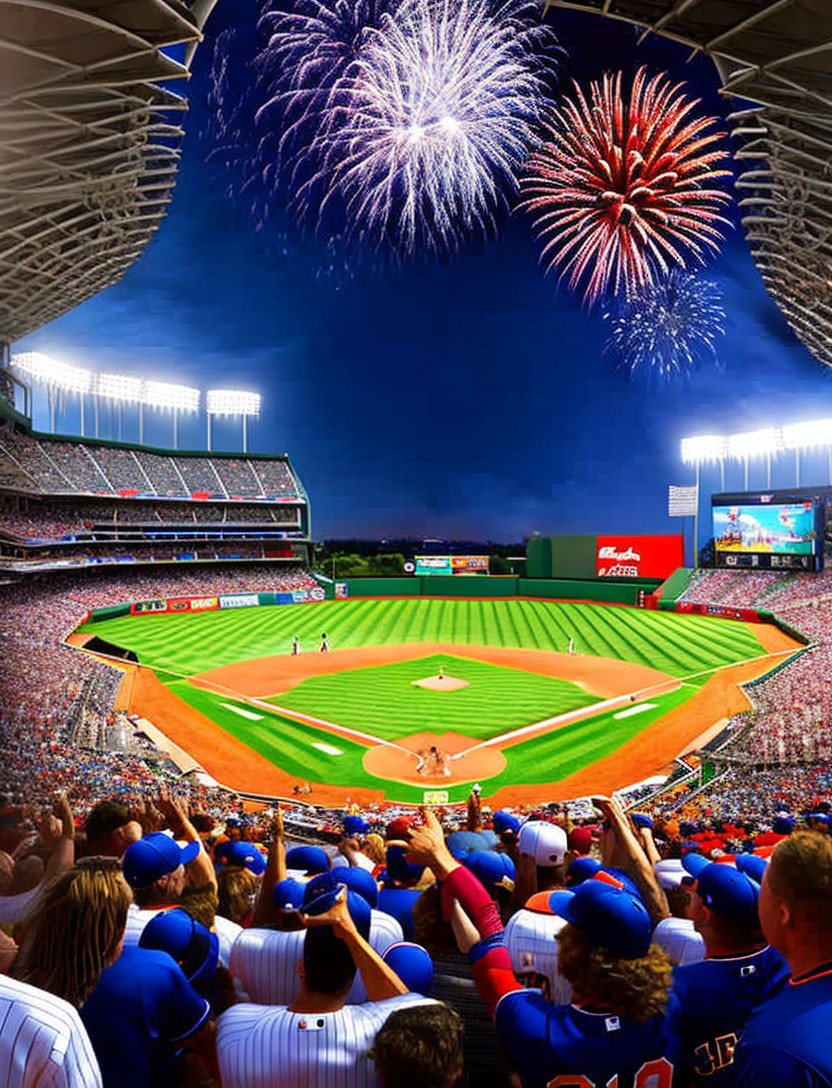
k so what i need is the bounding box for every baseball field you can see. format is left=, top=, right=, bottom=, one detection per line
left=73, top=597, right=800, bottom=805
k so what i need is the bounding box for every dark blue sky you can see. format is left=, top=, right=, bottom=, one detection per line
left=17, top=3, right=832, bottom=543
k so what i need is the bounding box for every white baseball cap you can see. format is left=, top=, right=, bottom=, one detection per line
left=517, top=821, right=568, bottom=867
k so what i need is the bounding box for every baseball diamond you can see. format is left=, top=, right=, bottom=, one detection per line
left=73, top=597, right=801, bottom=805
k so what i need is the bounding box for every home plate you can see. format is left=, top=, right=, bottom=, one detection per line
left=412, top=674, right=469, bottom=691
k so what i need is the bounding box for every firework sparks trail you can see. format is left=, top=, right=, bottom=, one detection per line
left=603, top=271, right=727, bottom=379
left=263, top=0, right=555, bottom=256
left=522, top=67, right=733, bottom=307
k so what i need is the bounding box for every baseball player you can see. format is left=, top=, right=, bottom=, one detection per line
left=217, top=886, right=433, bottom=1088
left=734, top=832, right=832, bottom=1086
left=673, top=857, right=789, bottom=1087
left=0, top=973, right=103, bottom=1088
left=291, top=636, right=300, bottom=655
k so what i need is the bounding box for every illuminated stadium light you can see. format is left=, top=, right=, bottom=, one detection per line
left=781, top=419, right=832, bottom=450
left=93, top=372, right=143, bottom=403
left=141, top=381, right=200, bottom=449
left=206, top=389, right=261, bottom=417
left=206, top=389, right=261, bottom=453
left=680, top=435, right=728, bottom=465
left=727, top=428, right=781, bottom=460
left=10, top=352, right=91, bottom=394
left=143, top=381, right=200, bottom=413
left=11, top=351, right=92, bottom=434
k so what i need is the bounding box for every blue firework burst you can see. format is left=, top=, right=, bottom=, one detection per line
left=603, top=272, right=727, bottom=379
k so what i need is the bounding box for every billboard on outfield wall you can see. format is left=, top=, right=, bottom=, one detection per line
left=595, top=535, right=685, bottom=579
left=415, top=556, right=489, bottom=576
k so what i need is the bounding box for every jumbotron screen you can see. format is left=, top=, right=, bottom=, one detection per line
left=713, top=502, right=818, bottom=556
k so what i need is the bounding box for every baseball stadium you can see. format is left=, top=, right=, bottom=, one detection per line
left=3, top=2, right=832, bottom=1086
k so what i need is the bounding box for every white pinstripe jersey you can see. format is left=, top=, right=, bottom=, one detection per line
left=504, top=908, right=573, bottom=1006
left=214, top=915, right=242, bottom=969
left=0, top=974, right=102, bottom=1088
left=653, top=916, right=706, bottom=966
left=217, top=994, right=435, bottom=1088
left=229, top=911, right=404, bottom=1007
left=120, top=903, right=164, bottom=948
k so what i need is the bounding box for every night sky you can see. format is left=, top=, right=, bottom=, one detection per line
left=16, top=3, right=832, bottom=545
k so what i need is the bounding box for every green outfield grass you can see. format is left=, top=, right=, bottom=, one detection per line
left=78, top=597, right=766, bottom=679
left=76, top=598, right=771, bottom=801
left=269, top=654, right=600, bottom=741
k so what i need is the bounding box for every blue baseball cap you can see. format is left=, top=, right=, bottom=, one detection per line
left=302, top=872, right=372, bottom=939
left=549, top=880, right=652, bottom=959
left=463, top=850, right=516, bottom=892
left=336, top=866, right=379, bottom=908
left=286, top=845, right=330, bottom=875
left=566, top=856, right=603, bottom=886
left=681, top=853, right=711, bottom=880
left=385, top=845, right=424, bottom=886
left=383, top=942, right=434, bottom=995
left=344, top=815, right=370, bottom=836
left=446, top=830, right=493, bottom=860
left=735, top=854, right=767, bottom=885
left=493, top=810, right=522, bottom=835
left=772, top=815, right=794, bottom=835
left=631, top=813, right=653, bottom=830
left=217, top=841, right=266, bottom=875
left=139, top=908, right=219, bottom=983
left=123, top=833, right=200, bottom=889
left=272, top=878, right=306, bottom=912
left=692, top=863, right=760, bottom=928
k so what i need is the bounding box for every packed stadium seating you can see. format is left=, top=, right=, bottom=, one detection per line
left=0, top=419, right=301, bottom=499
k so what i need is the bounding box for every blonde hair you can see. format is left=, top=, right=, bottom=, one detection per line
left=363, top=833, right=386, bottom=866
left=217, top=866, right=259, bottom=924
left=14, top=857, right=131, bottom=1007
left=557, top=924, right=672, bottom=1023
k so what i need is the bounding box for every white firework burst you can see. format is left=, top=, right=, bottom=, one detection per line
left=277, top=0, right=555, bottom=256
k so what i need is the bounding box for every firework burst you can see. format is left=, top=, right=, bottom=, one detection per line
left=603, top=272, right=727, bottom=379
left=270, top=0, right=555, bottom=257
left=523, top=67, right=732, bottom=307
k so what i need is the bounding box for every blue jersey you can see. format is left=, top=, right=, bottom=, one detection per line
left=81, top=945, right=209, bottom=1088
left=673, top=945, right=789, bottom=1086
left=495, top=988, right=681, bottom=1088
left=734, top=963, right=832, bottom=1087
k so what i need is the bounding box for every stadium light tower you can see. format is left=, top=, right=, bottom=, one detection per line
left=680, top=434, right=728, bottom=490
left=92, top=372, right=143, bottom=441
left=10, top=351, right=91, bottom=433
left=728, top=428, right=781, bottom=489
left=142, top=381, right=200, bottom=448
left=206, top=389, right=261, bottom=453
left=781, top=419, right=832, bottom=486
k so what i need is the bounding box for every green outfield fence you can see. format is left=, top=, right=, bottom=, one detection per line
left=343, top=575, right=661, bottom=605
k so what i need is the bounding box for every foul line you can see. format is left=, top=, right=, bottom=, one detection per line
left=453, top=646, right=801, bottom=759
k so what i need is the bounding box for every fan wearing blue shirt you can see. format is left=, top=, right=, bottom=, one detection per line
left=672, top=856, right=789, bottom=1086
left=734, top=832, right=832, bottom=1087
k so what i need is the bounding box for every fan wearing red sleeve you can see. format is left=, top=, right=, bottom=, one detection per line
left=408, top=810, right=680, bottom=1088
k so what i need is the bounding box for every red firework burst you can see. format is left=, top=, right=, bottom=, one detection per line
left=522, top=67, right=732, bottom=307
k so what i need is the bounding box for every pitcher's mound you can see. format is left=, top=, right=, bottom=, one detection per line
left=412, top=674, right=469, bottom=691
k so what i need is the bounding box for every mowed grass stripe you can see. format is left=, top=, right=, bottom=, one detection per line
left=77, top=598, right=765, bottom=679
left=502, top=685, right=694, bottom=784
left=169, top=679, right=475, bottom=803
left=270, top=654, right=599, bottom=741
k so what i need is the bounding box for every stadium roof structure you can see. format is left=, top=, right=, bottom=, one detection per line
left=544, top=0, right=832, bottom=370
left=0, top=0, right=217, bottom=345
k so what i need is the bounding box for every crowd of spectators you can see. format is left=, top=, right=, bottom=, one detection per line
left=1, top=499, right=301, bottom=543
left=0, top=422, right=301, bottom=500
left=1, top=563, right=832, bottom=1084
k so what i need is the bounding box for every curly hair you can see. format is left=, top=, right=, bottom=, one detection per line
left=363, top=833, right=386, bottom=866
left=557, top=923, right=672, bottom=1023
left=13, top=857, right=131, bottom=1007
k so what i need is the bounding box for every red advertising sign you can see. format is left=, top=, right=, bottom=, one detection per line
left=595, top=534, right=684, bottom=579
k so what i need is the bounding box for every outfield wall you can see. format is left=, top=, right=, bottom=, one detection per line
left=344, top=575, right=661, bottom=605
